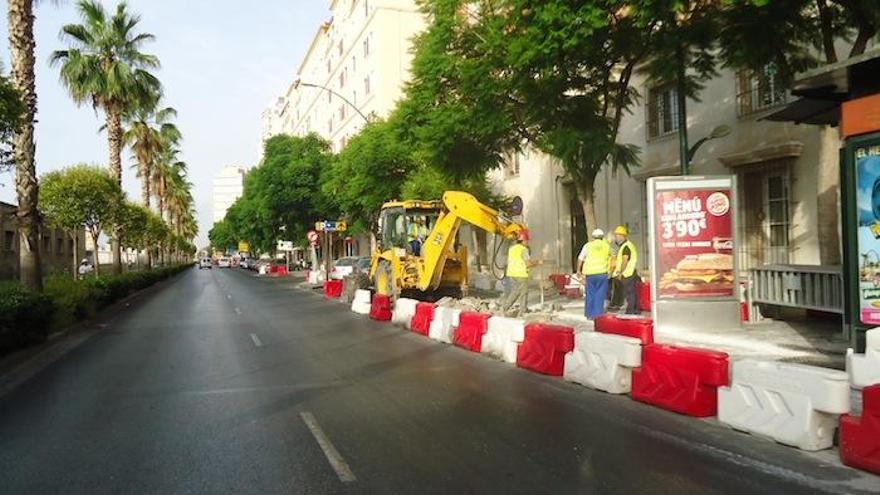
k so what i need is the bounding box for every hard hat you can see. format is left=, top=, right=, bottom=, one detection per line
left=614, top=225, right=628, bottom=236
left=517, top=229, right=530, bottom=241
left=591, top=228, right=605, bottom=238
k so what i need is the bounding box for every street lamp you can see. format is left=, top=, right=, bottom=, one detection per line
left=683, top=125, right=731, bottom=174
left=295, top=77, right=370, bottom=123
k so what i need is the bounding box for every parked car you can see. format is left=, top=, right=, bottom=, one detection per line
left=330, top=257, right=360, bottom=279
left=218, top=257, right=231, bottom=268
left=199, top=257, right=212, bottom=269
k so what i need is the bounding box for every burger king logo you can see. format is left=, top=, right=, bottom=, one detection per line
left=707, top=192, right=730, bottom=217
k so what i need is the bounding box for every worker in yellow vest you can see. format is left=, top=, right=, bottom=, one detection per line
left=577, top=228, right=611, bottom=319
left=408, top=217, right=429, bottom=256
left=610, top=225, right=640, bottom=314
left=500, top=229, right=543, bottom=317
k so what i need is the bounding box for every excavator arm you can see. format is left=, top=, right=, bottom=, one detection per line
left=417, top=191, right=526, bottom=291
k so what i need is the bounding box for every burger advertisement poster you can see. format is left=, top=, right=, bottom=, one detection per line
left=655, top=187, right=735, bottom=299
left=855, top=142, right=880, bottom=325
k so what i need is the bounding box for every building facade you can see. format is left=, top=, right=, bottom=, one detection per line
left=262, top=0, right=425, bottom=152
left=492, top=65, right=842, bottom=279
left=1, top=202, right=87, bottom=280
left=212, top=165, right=246, bottom=224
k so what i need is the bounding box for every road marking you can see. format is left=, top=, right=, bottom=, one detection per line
left=226, top=294, right=232, bottom=300
left=250, top=333, right=262, bottom=347
left=234, top=307, right=242, bottom=315
left=300, top=412, right=357, bottom=483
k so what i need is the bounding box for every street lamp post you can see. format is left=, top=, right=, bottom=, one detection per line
left=297, top=80, right=370, bottom=123
left=686, top=125, right=732, bottom=169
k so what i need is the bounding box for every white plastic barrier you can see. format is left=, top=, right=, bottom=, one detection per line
left=846, top=328, right=880, bottom=389
left=429, top=307, right=461, bottom=343
left=481, top=317, right=525, bottom=363
left=351, top=290, right=372, bottom=315
left=563, top=331, right=642, bottom=394
left=392, top=298, right=419, bottom=328
left=307, top=270, right=325, bottom=285
left=718, top=359, right=851, bottom=451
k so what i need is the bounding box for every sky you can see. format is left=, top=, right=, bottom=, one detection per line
left=0, top=0, right=329, bottom=247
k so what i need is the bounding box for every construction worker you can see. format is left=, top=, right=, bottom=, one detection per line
left=500, top=229, right=542, bottom=317
left=577, top=228, right=611, bottom=319
left=407, top=217, right=428, bottom=256
left=610, top=225, right=640, bottom=314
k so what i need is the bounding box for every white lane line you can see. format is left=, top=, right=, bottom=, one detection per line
left=250, top=333, right=262, bottom=347
left=234, top=307, right=242, bottom=315
left=300, top=412, right=357, bottom=483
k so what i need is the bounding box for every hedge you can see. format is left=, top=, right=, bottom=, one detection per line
left=1, top=264, right=192, bottom=356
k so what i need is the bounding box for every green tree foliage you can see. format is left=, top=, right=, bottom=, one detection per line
left=208, top=219, right=235, bottom=253
left=0, top=62, right=23, bottom=173
left=114, top=201, right=149, bottom=252
left=322, top=119, right=416, bottom=233
left=718, top=0, right=878, bottom=79
left=214, top=134, right=336, bottom=253
left=39, top=164, right=123, bottom=278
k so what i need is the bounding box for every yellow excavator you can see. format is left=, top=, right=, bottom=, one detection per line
left=369, top=191, right=527, bottom=298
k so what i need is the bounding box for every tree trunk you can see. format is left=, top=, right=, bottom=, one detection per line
left=106, top=106, right=123, bottom=275
left=91, top=232, right=100, bottom=278
left=576, top=174, right=599, bottom=236
left=71, top=230, right=78, bottom=280
left=817, top=127, right=842, bottom=265
left=816, top=0, right=838, bottom=63
left=8, top=0, right=42, bottom=291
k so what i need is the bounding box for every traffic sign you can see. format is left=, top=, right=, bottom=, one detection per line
left=317, top=220, right=347, bottom=233
left=238, top=241, right=250, bottom=253
left=277, top=240, right=294, bottom=252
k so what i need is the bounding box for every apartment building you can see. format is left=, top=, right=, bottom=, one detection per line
left=263, top=0, right=425, bottom=152
left=212, top=165, right=246, bottom=224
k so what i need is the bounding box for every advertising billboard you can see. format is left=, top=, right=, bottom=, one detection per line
left=654, top=188, right=735, bottom=299
left=854, top=140, right=880, bottom=325
left=648, top=176, right=740, bottom=333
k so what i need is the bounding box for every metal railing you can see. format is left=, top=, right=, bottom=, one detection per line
left=749, top=264, right=843, bottom=314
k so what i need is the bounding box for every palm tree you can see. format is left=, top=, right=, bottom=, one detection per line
left=51, top=0, right=161, bottom=274
left=7, top=0, right=42, bottom=290
left=123, top=105, right=178, bottom=208
left=123, top=105, right=178, bottom=267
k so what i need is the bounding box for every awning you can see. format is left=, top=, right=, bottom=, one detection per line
left=762, top=96, right=841, bottom=125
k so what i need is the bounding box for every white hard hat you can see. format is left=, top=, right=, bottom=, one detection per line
left=591, top=228, right=605, bottom=238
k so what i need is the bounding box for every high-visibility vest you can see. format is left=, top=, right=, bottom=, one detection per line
left=615, top=240, right=638, bottom=278
left=506, top=243, right=529, bottom=278
left=582, top=239, right=611, bottom=276
left=408, top=224, right=427, bottom=241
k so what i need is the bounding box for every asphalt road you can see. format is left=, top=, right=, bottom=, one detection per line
left=0, top=268, right=876, bottom=494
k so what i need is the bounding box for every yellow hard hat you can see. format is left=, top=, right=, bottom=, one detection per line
left=614, top=225, right=628, bottom=236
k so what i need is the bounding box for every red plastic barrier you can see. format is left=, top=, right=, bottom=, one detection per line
left=516, top=323, right=575, bottom=376
left=549, top=274, right=569, bottom=294
left=631, top=344, right=729, bottom=417
left=411, top=302, right=436, bottom=336
left=453, top=311, right=492, bottom=352
left=840, top=384, right=880, bottom=474
left=637, top=282, right=652, bottom=312
left=594, top=314, right=654, bottom=345
left=369, top=294, right=392, bottom=321
left=323, top=279, right=343, bottom=298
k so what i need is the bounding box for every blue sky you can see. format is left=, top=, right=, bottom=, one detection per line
left=0, top=0, right=329, bottom=247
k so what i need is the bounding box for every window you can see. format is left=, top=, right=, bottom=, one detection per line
left=56, top=237, right=64, bottom=254
left=68, top=238, right=74, bottom=254
left=505, top=151, right=521, bottom=177
left=765, top=171, right=790, bottom=250
left=4, top=230, right=13, bottom=251
left=327, top=60, right=331, bottom=75
left=327, top=91, right=332, bottom=103
left=339, top=104, right=346, bottom=121
left=736, top=64, right=787, bottom=116
left=352, top=56, right=356, bottom=73
left=339, top=69, right=346, bottom=89
left=328, top=118, right=333, bottom=134
left=363, top=37, right=370, bottom=58
left=364, top=0, right=370, bottom=16
left=353, top=90, right=358, bottom=106
left=364, top=75, right=371, bottom=95
left=43, top=236, right=51, bottom=253
left=338, top=40, right=343, bottom=56
left=646, top=83, right=679, bottom=139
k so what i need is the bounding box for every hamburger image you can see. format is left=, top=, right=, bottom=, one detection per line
left=659, top=253, right=734, bottom=294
